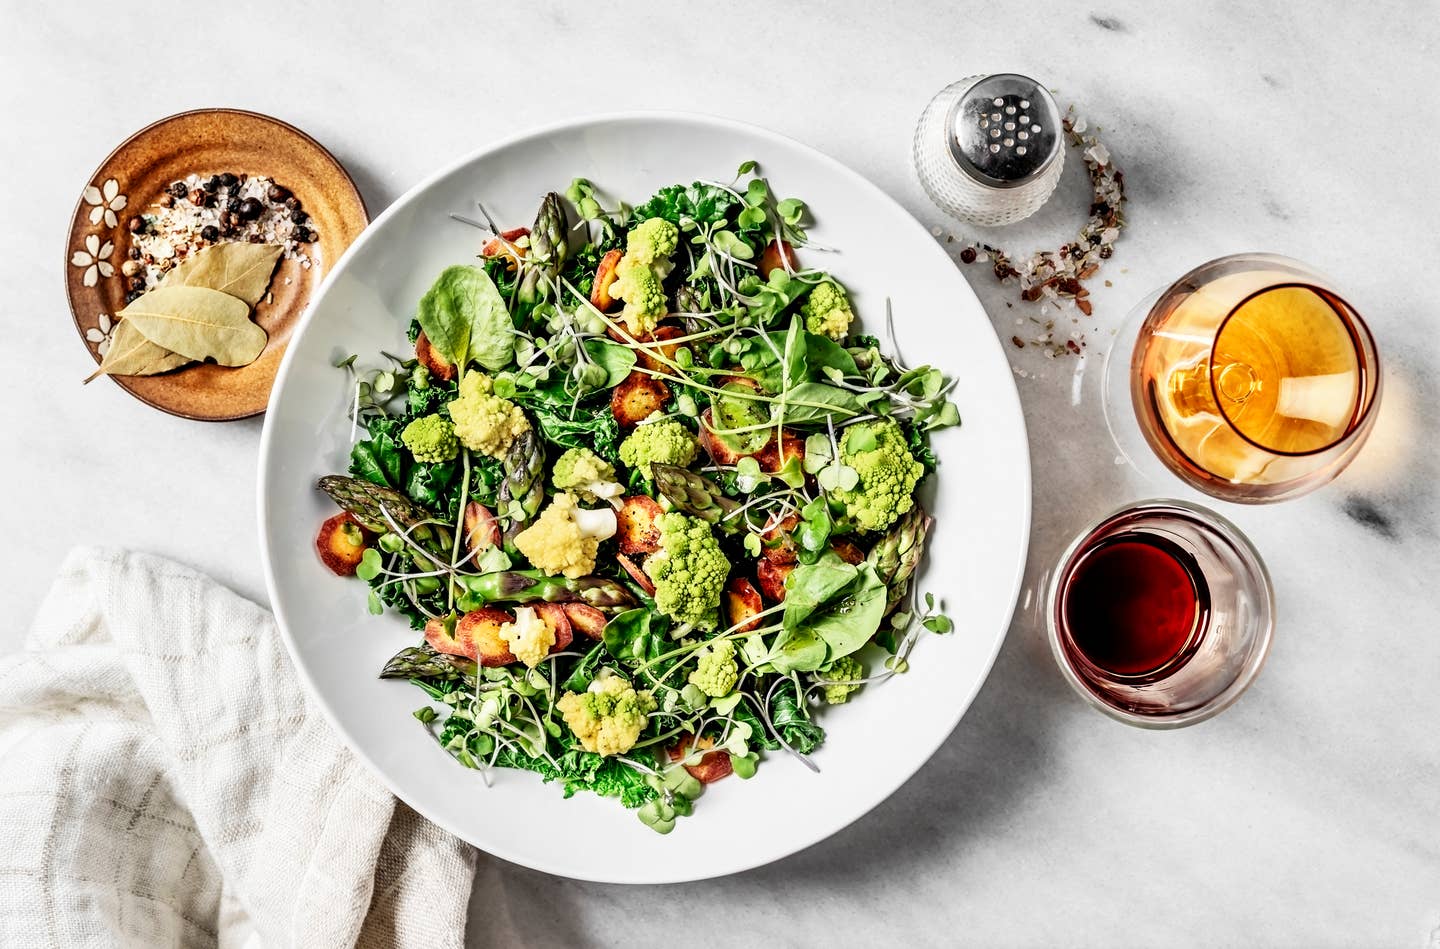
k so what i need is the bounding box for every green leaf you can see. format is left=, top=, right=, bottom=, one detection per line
left=736, top=160, right=757, bottom=176
left=117, top=286, right=266, bottom=366
left=782, top=550, right=859, bottom=630
left=776, top=198, right=806, bottom=224
left=774, top=383, right=865, bottom=424
left=581, top=338, right=637, bottom=387
left=805, top=333, right=858, bottom=379
left=356, top=548, right=383, bottom=581
left=602, top=608, right=667, bottom=663
left=800, top=564, right=888, bottom=663
left=923, top=614, right=954, bottom=634
left=767, top=626, right=828, bottom=673
left=743, top=533, right=762, bottom=557
left=416, top=265, right=514, bottom=371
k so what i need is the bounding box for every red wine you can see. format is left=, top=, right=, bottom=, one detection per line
left=1061, top=532, right=1208, bottom=677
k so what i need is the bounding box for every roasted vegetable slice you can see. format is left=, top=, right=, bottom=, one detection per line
left=616, top=495, right=664, bottom=554
left=668, top=734, right=733, bottom=784
left=414, top=331, right=456, bottom=382
left=458, top=608, right=518, bottom=666
left=315, top=512, right=371, bottom=576
left=611, top=371, right=671, bottom=427
left=561, top=603, right=608, bottom=640
left=724, top=576, right=765, bottom=634
left=533, top=602, right=575, bottom=654
left=758, top=239, right=796, bottom=278
left=755, top=558, right=795, bottom=603
left=590, top=248, right=622, bottom=312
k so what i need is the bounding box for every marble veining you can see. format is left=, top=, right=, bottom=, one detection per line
left=3, top=1, right=1437, bottom=945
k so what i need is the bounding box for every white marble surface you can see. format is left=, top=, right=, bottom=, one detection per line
left=4, top=1, right=1438, bottom=945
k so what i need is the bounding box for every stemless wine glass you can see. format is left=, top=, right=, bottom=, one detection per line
left=1118, top=254, right=1380, bottom=502
left=1047, top=499, right=1275, bottom=728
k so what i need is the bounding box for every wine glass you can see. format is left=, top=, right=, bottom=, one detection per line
left=1106, top=254, right=1380, bottom=503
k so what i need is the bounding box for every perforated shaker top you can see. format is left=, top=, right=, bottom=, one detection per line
left=948, top=74, right=1062, bottom=189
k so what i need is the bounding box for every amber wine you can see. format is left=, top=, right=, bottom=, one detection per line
left=1131, top=256, right=1379, bottom=501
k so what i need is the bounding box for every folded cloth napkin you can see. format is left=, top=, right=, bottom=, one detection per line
left=0, top=548, right=475, bottom=948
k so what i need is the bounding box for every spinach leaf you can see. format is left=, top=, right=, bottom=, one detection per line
left=632, top=182, right=739, bottom=227
left=415, top=265, right=514, bottom=372
left=405, top=459, right=459, bottom=514
left=582, top=338, right=637, bottom=387
left=733, top=696, right=778, bottom=751
left=805, top=333, right=858, bottom=379
left=782, top=551, right=859, bottom=630
left=562, top=642, right=606, bottom=692
left=603, top=608, right=669, bottom=664
left=801, top=564, right=888, bottom=663
left=774, top=382, right=865, bottom=425
left=515, top=385, right=622, bottom=461
left=767, top=626, right=828, bottom=673
left=768, top=678, right=825, bottom=754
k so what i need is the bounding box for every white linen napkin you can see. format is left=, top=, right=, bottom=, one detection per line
left=0, top=547, right=475, bottom=948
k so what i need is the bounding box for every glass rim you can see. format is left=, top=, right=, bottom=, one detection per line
left=1044, top=498, right=1276, bottom=729
left=1202, top=279, right=1381, bottom=459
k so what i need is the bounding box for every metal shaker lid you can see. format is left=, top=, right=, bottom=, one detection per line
left=946, top=74, right=1062, bottom=189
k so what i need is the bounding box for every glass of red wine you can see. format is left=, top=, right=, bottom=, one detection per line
left=1046, top=499, right=1275, bottom=727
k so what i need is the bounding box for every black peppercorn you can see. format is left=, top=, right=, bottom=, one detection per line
left=125, top=290, right=142, bottom=304
left=127, top=216, right=146, bottom=234
left=226, top=196, right=241, bottom=212
left=129, top=275, right=147, bottom=292
left=289, top=209, right=308, bottom=225
left=304, top=228, right=318, bottom=243
left=203, top=175, right=221, bottom=193
left=168, top=181, right=188, bottom=198
left=128, top=247, right=141, bottom=260
left=284, top=196, right=301, bottom=212
left=291, top=225, right=310, bottom=243
left=1099, top=246, right=1114, bottom=259
left=959, top=247, right=977, bottom=264
left=188, top=187, right=209, bottom=207
left=200, top=225, right=221, bottom=242
left=219, top=172, right=238, bottom=188
left=236, top=197, right=264, bottom=221
left=267, top=184, right=292, bottom=204
left=219, top=210, right=234, bottom=229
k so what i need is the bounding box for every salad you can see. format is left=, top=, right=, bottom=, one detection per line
left=313, top=165, right=959, bottom=833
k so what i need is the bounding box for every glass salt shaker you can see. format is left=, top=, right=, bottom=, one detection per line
left=913, top=73, right=1064, bottom=226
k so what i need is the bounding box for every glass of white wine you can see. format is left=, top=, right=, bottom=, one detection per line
left=1120, top=254, right=1380, bottom=503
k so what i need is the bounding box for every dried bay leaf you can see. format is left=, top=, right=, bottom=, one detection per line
left=118, top=286, right=267, bottom=366
left=158, top=242, right=283, bottom=306
left=83, top=319, right=192, bottom=383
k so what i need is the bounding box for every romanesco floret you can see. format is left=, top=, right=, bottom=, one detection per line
left=610, top=218, right=679, bottom=336
left=448, top=372, right=530, bottom=459
left=400, top=414, right=459, bottom=463
left=556, top=672, right=657, bottom=757
left=644, top=513, right=728, bottom=628
left=551, top=447, right=624, bottom=505
left=688, top=638, right=739, bottom=698
left=499, top=606, right=556, bottom=669
left=801, top=280, right=855, bottom=341
left=618, top=415, right=698, bottom=480
left=513, top=492, right=617, bottom=579
left=818, top=654, right=864, bottom=704
left=828, top=421, right=923, bottom=532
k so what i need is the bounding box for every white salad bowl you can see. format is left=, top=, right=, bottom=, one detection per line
left=258, top=112, right=1030, bottom=883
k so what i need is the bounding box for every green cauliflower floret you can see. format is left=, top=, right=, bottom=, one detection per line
left=610, top=218, right=679, bottom=336
left=801, top=279, right=855, bottom=341
left=448, top=372, right=530, bottom=459
left=618, top=416, right=698, bottom=480
left=644, top=513, right=728, bottom=628
left=400, top=414, right=459, bottom=463
left=551, top=447, right=624, bottom=506
left=556, top=672, right=657, bottom=757
left=828, top=421, right=923, bottom=532
left=817, top=655, right=864, bottom=704
left=688, top=638, right=739, bottom=698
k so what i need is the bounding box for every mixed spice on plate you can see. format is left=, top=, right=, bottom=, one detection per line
left=314, top=166, right=959, bottom=833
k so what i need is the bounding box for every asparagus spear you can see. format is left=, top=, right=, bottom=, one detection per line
left=498, top=429, right=545, bottom=527
left=379, top=644, right=476, bottom=680
left=864, top=506, right=934, bottom=613
left=317, top=475, right=431, bottom=533
left=460, top=570, right=635, bottom=609
left=516, top=192, right=568, bottom=306
left=650, top=464, right=741, bottom=530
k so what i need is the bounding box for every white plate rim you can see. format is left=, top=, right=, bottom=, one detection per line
left=257, top=110, right=1031, bottom=883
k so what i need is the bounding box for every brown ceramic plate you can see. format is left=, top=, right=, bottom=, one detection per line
left=65, top=108, right=368, bottom=421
